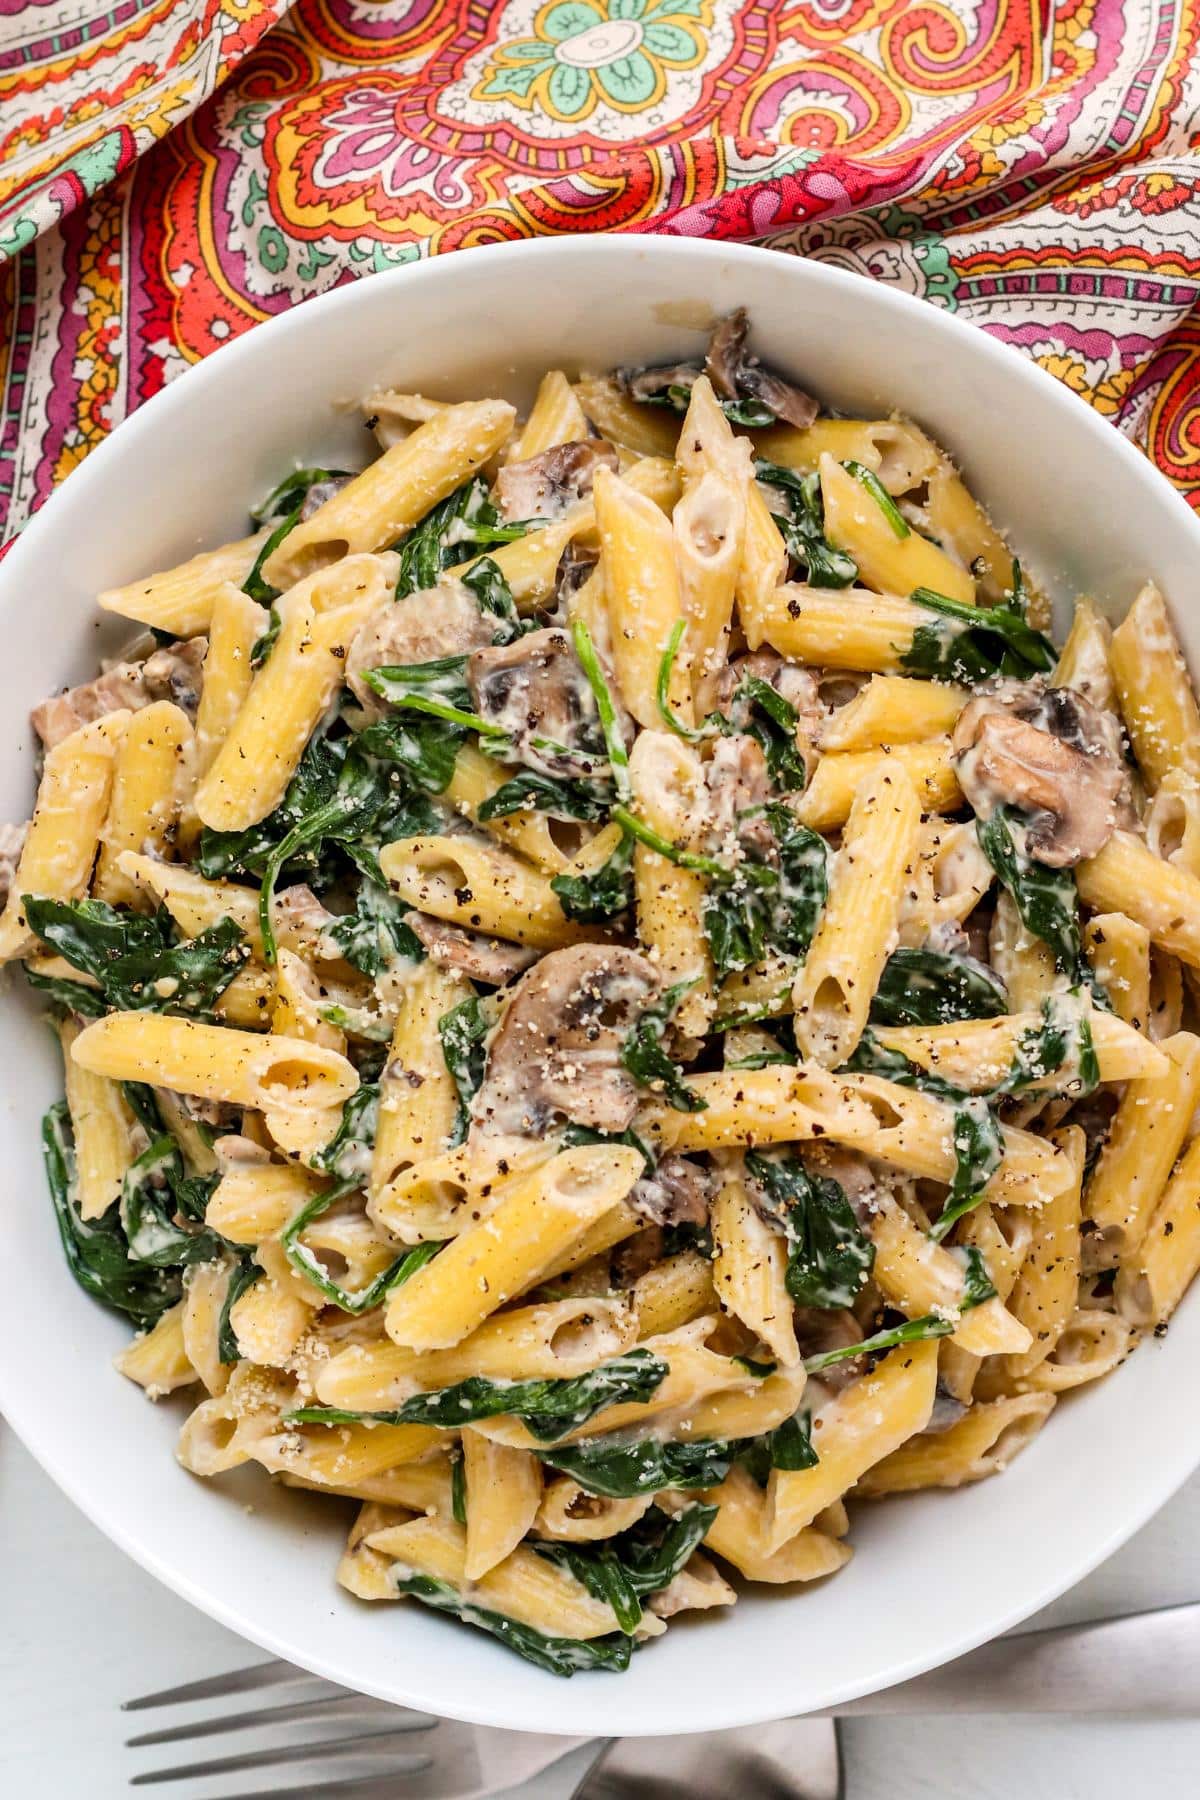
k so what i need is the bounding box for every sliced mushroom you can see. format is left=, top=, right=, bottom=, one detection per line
left=274, top=884, right=340, bottom=952
left=705, top=309, right=819, bottom=430
left=31, top=637, right=208, bottom=749
left=792, top=1307, right=868, bottom=1394
left=298, top=474, right=352, bottom=520
left=346, top=575, right=496, bottom=715
left=629, top=1154, right=713, bottom=1229
left=468, top=626, right=607, bottom=778
left=471, top=942, right=661, bottom=1136
left=0, top=822, right=27, bottom=909
left=951, top=680, right=1132, bottom=867
left=697, top=734, right=775, bottom=863
left=611, top=1225, right=668, bottom=1287
left=716, top=649, right=823, bottom=730
left=404, top=911, right=538, bottom=986
left=622, top=361, right=704, bottom=403
left=925, top=1384, right=969, bottom=1434
left=493, top=440, right=618, bottom=523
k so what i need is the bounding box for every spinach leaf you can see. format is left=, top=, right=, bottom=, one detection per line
left=244, top=466, right=351, bottom=607
left=42, top=1103, right=182, bottom=1328
left=389, top=1571, right=632, bottom=1675
left=618, top=1502, right=718, bottom=1597
left=803, top=1312, right=957, bottom=1371
left=536, top=1502, right=717, bottom=1634
left=960, top=1246, right=998, bottom=1309
left=869, top=947, right=1009, bottom=1026
left=450, top=1453, right=468, bottom=1526
left=902, top=589, right=1056, bottom=684
left=325, top=880, right=424, bottom=977
left=255, top=741, right=417, bottom=962
left=289, top=1348, right=669, bottom=1442
left=702, top=807, right=828, bottom=982
left=550, top=831, right=634, bottom=924
left=314, top=1082, right=380, bottom=1185
left=654, top=622, right=805, bottom=790
left=739, top=1408, right=818, bottom=1486
left=745, top=1149, right=875, bottom=1309
left=736, top=675, right=808, bottom=792
left=976, top=807, right=1088, bottom=980
left=845, top=459, right=910, bottom=537
left=535, top=1542, right=643, bottom=1635
left=24, top=964, right=106, bottom=1018
left=197, top=730, right=345, bottom=880
left=844, top=1030, right=1005, bottom=1243
left=460, top=555, right=528, bottom=641
left=620, top=981, right=707, bottom=1114
left=23, top=898, right=248, bottom=1017
left=541, top=1434, right=735, bottom=1498
left=355, top=713, right=466, bottom=798
left=285, top=1202, right=439, bottom=1313
left=754, top=460, right=858, bottom=589
left=120, top=1136, right=223, bottom=1268
left=629, top=374, right=774, bottom=429
left=396, top=479, right=530, bottom=600
left=282, top=1092, right=443, bottom=1312
left=478, top=770, right=612, bottom=823
left=438, top=994, right=491, bottom=1143
left=217, top=1256, right=262, bottom=1363
left=570, top=616, right=631, bottom=801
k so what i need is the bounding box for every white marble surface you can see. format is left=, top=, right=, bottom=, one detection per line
left=3, top=1419, right=1199, bottom=1798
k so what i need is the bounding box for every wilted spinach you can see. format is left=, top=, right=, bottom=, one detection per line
left=536, top=1503, right=718, bottom=1635
left=289, top=1348, right=669, bottom=1441
left=244, top=466, right=351, bottom=608
left=869, top=947, right=1009, bottom=1027
left=550, top=831, right=634, bottom=924
left=396, top=479, right=531, bottom=599
left=620, top=981, right=707, bottom=1114
left=43, top=1103, right=185, bottom=1328
left=755, top=459, right=858, bottom=588
left=325, top=880, right=424, bottom=977
left=389, top=1572, right=632, bottom=1675
left=745, top=1149, right=875, bottom=1309
left=438, top=994, right=491, bottom=1142
left=542, top=1435, right=734, bottom=1499
left=23, top=897, right=248, bottom=1017
left=902, top=588, right=1056, bottom=685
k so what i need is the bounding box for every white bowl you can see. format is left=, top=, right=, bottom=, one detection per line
left=1, top=238, right=1197, bottom=1737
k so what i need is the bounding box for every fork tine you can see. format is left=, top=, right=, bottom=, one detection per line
left=123, top=1660, right=338, bottom=1711
left=130, top=1727, right=435, bottom=1785
left=126, top=1689, right=423, bottom=1748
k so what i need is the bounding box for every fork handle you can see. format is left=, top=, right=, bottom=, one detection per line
left=827, top=1600, right=1200, bottom=1715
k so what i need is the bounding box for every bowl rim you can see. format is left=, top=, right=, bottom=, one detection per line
left=3, top=234, right=1200, bottom=1734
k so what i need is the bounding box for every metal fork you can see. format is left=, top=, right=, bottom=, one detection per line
left=123, top=1660, right=589, bottom=1798
left=124, top=1600, right=1200, bottom=1797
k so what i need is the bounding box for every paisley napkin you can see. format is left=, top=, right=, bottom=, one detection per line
left=3, top=0, right=1199, bottom=537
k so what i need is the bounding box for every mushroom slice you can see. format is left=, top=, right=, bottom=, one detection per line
left=405, top=911, right=538, bottom=986
left=31, top=638, right=208, bottom=749
left=716, top=650, right=823, bottom=735
left=0, top=822, right=27, bottom=910
left=705, top=309, right=819, bottom=430
left=951, top=681, right=1131, bottom=867
left=622, top=361, right=704, bottom=403
left=468, top=626, right=606, bottom=777
left=347, top=575, right=496, bottom=714
left=629, top=1154, right=713, bottom=1228
left=471, top=943, right=662, bottom=1136
left=697, top=734, right=775, bottom=863
left=493, top=440, right=618, bottom=523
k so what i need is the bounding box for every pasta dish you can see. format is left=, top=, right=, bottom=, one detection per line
left=8, top=310, right=1200, bottom=1676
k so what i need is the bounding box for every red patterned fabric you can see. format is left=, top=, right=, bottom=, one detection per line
left=4, top=0, right=1200, bottom=536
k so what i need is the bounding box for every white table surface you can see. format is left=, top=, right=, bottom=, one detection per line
left=4, top=1418, right=1199, bottom=1799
